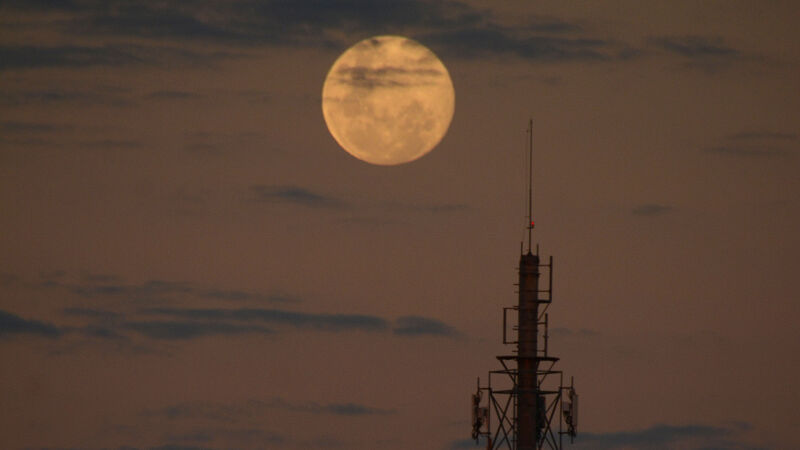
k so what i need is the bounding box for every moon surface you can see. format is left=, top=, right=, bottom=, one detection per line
left=322, top=35, right=455, bottom=165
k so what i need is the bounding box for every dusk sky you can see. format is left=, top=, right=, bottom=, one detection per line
left=1, top=1, right=799, bottom=449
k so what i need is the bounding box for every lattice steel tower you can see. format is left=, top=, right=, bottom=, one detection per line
left=470, top=120, right=578, bottom=449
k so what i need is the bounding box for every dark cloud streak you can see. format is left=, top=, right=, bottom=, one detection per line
left=0, top=120, right=70, bottom=133
left=1, top=0, right=630, bottom=66
left=573, top=423, right=753, bottom=450
left=0, top=309, right=62, bottom=338
left=651, top=35, right=739, bottom=58
left=141, top=308, right=462, bottom=337
left=147, top=397, right=395, bottom=421
left=0, top=44, right=238, bottom=72
left=145, top=90, right=202, bottom=100
left=63, top=307, right=123, bottom=320
left=8, top=274, right=460, bottom=344
left=124, top=320, right=273, bottom=340
left=0, top=87, right=133, bottom=107
left=251, top=185, right=347, bottom=209
left=422, top=28, right=613, bottom=62
left=0, top=0, right=84, bottom=11
left=393, top=315, right=459, bottom=337
left=649, top=35, right=749, bottom=71
left=0, top=44, right=143, bottom=70
left=58, top=277, right=291, bottom=304
left=141, top=307, right=389, bottom=333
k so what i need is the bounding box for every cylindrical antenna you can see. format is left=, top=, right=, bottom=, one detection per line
left=526, top=118, right=533, bottom=254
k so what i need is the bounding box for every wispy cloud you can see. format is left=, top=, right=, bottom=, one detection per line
left=250, top=185, right=347, bottom=209
left=0, top=310, right=62, bottom=338
left=651, top=36, right=739, bottom=58
left=0, top=120, right=78, bottom=148
left=60, top=308, right=129, bottom=341
left=160, top=428, right=285, bottom=448
left=1, top=0, right=632, bottom=66
left=63, top=307, right=123, bottom=320
left=144, top=90, right=203, bottom=100
left=69, top=279, right=192, bottom=298
left=124, top=320, right=273, bottom=340
left=134, top=307, right=462, bottom=339
left=147, top=397, right=395, bottom=421
left=422, top=28, right=616, bottom=62
left=44, top=1, right=475, bottom=47
left=317, top=402, right=394, bottom=416
left=68, top=4, right=245, bottom=42
left=76, top=324, right=127, bottom=340
left=62, top=305, right=460, bottom=341
left=572, top=422, right=755, bottom=450
left=48, top=274, right=295, bottom=304
left=649, top=35, right=748, bottom=71
left=258, top=398, right=395, bottom=416
left=0, top=0, right=85, bottom=12
left=0, top=136, right=144, bottom=151
left=393, top=315, right=460, bottom=337
left=141, top=307, right=389, bottom=333
left=0, top=44, right=144, bottom=70
left=7, top=273, right=459, bottom=342
left=0, top=43, right=238, bottom=72
left=0, top=87, right=134, bottom=107
left=0, top=120, right=72, bottom=133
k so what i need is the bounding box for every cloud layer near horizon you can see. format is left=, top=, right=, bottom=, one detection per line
left=1, top=0, right=749, bottom=72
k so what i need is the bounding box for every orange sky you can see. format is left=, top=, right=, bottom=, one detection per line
left=1, top=1, right=799, bottom=449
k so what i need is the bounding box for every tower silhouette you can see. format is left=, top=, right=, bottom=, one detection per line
left=471, top=120, right=578, bottom=449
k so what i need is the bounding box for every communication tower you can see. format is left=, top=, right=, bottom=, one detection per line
left=471, top=120, right=578, bottom=449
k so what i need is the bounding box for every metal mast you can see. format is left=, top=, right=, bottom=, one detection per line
left=471, top=121, right=578, bottom=450
left=518, top=118, right=539, bottom=449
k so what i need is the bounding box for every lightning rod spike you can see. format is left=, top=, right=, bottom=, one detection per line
left=526, top=118, right=533, bottom=254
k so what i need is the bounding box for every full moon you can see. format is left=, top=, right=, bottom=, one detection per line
left=322, top=35, right=455, bottom=165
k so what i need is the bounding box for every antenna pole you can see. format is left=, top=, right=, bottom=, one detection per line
left=527, top=118, right=533, bottom=254
left=470, top=121, right=578, bottom=449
